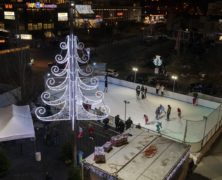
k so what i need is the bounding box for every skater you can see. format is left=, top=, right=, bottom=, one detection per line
left=156, top=82, right=160, bottom=95
left=192, top=92, right=198, bottom=106
left=166, top=105, right=171, bottom=121
left=159, top=104, right=166, bottom=114
left=160, top=84, right=165, bottom=96
left=144, top=114, right=149, bottom=124
left=177, top=107, right=182, bottom=119
left=141, top=85, right=145, bottom=99
left=114, top=114, right=120, bottom=130
left=144, top=86, right=147, bottom=98
left=136, top=85, right=141, bottom=99
left=156, top=122, right=162, bottom=133
left=155, top=106, right=161, bottom=120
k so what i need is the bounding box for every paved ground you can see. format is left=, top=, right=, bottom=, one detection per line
left=0, top=120, right=118, bottom=180
left=192, top=134, right=222, bottom=180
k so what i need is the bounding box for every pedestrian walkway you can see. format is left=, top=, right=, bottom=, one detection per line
left=192, top=134, right=222, bottom=180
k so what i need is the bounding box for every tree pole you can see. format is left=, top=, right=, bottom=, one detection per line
left=69, top=0, right=78, bottom=167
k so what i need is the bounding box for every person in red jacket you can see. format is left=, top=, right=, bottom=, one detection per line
left=144, top=114, right=149, bottom=124
left=88, top=124, right=94, bottom=140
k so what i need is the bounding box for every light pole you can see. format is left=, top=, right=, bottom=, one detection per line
left=132, top=67, right=138, bottom=83
left=171, top=75, right=178, bottom=92
left=123, top=100, right=130, bottom=121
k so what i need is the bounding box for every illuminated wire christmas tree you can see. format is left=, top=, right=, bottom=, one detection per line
left=35, top=34, right=109, bottom=130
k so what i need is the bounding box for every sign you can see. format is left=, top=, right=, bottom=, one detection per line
left=117, top=12, right=123, bottom=16
left=26, top=2, right=57, bottom=9
left=153, top=55, right=162, bottom=67
left=4, top=11, right=15, bottom=20
left=4, top=4, right=13, bottom=9
left=75, top=5, right=94, bottom=14
left=58, top=12, right=68, bottom=21
left=20, top=34, right=32, bottom=40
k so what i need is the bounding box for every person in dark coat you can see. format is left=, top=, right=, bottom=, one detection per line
left=103, top=117, right=109, bottom=129
left=125, top=117, right=133, bottom=130
left=114, top=115, right=120, bottom=130
left=118, top=120, right=125, bottom=133
left=136, top=85, right=141, bottom=99
left=166, top=105, right=171, bottom=121
left=141, top=85, right=145, bottom=99
left=104, top=79, right=108, bottom=92
left=144, top=86, right=147, bottom=98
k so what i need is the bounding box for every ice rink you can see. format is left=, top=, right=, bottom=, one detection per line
left=97, top=83, right=215, bottom=143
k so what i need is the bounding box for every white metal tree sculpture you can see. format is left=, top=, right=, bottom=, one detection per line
left=35, top=34, right=109, bottom=130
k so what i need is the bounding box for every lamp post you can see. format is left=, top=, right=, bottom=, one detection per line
left=123, top=100, right=130, bottom=121
left=171, top=75, right=178, bottom=92
left=132, top=67, right=138, bottom=83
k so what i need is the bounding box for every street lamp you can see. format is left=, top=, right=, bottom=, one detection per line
left=132, top=67, right=138, bottom=83
left=171, top=75, right=178, bottom=92
left=123, top=100, right=130, bottom=121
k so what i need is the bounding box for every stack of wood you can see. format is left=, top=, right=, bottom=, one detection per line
left=103, top=141, right=113, bottom=152
left=94, top=146, right=106, bottom=163
left=111, top=134, right=128, bottom=147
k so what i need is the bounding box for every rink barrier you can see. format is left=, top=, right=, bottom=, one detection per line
left=98, top=76, right=220, bottom=109
left=98, top=76, right=222, bottom=152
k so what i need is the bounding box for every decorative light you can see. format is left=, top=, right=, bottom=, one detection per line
left=166, top=151, right=190, bottom=180
left=153, top=55, right=162, bottom=67
left=35, top=35, right=109, bottom=130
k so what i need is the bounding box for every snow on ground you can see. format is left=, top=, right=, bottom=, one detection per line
left=97, top=83, right=214, bottom=142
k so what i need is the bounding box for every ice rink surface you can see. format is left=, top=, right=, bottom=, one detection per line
left=97, top=83, right=214, bottom=142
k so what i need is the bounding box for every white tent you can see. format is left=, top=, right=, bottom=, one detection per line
left=0, top=88, right=21, bottom=107
left=0, top=105, right=35, bottom=142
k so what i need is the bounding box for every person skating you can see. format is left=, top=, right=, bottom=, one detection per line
left=155, top=106, right=161, bottom=120
left=159, top=104, right=166, bottom=114
left=136, top=85, right=141, bottom=99
left=144, top=86, right=147, bottom=98
left=160, top=84, right=165, bottom=96
left=141, top=85, right=145, bottom=99
left=156, top=82, right=160, bottom=95
left=156, top=122, right=162, bottom=133
left=144, top=114, right=149, bottom=124
left=166, top=105, right=171, bottom=121
left=192, top=92, right=198, bottom=106
left=177, top=107, right=182, bottom=119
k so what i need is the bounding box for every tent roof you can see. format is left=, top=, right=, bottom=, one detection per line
left=0, top=88, right=21, bottom=107
left=0, top=105, right=35, bottom=142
